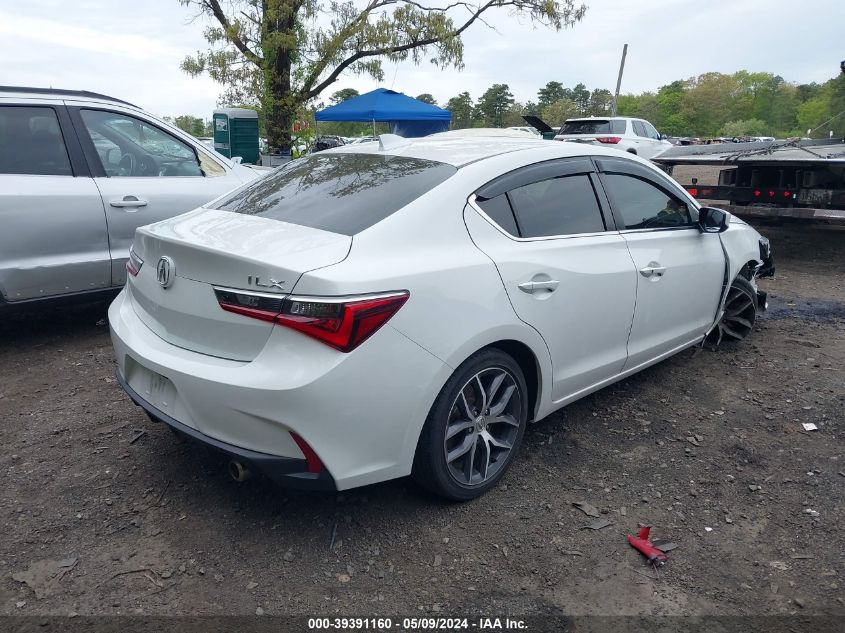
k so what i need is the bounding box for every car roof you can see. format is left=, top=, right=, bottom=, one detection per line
left=326, top=134, right=623, bottom=167
left=0, top=85, right=137, bottom=107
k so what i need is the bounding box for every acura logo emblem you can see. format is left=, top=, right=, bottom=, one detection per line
left=157, top=256, right=175, bottom=289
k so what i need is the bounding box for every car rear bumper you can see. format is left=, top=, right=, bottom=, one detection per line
left=108, top=288, right=449, bottom=491
left=116, top=369, right=337, bottom=490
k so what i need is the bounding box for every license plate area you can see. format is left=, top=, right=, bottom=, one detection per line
left=143, top=369, right=176, bottom=412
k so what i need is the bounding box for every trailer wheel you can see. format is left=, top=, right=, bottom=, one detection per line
left=707, top=277, right=757, bottom=346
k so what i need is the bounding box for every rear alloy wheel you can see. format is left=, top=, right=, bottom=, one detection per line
left=708, top=276, right=758, bottom=345
left=413, top=349, right=528, bottom=501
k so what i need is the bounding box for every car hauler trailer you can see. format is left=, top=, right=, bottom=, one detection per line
left=654, top=139, right=845, bottom=225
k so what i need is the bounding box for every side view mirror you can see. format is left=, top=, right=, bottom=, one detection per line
left=698, top=206, right=729, bottom=233
left=660, top=133, right=669, bottom=140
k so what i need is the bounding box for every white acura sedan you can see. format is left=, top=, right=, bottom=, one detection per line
left=109, top=135, right=773, bottom=500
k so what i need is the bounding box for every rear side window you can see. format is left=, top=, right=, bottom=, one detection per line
left=560, top=119, right=625, bottom=135
left=0, top=106, right=72, bottom=176
left=214, top=153, right=456, bottom=235
left=476, top=194, right=519, bottom=235
left=507, top=174, right=605, bottom=237
left=632, top=121, right=648, bottom=137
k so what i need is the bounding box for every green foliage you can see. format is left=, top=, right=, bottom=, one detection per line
left=330, top=88, right=360, bottom=104
left=541, top=97, right=580, bottom=127
left=415, top=93, right=437, bottom=105
left=720, top=119, right=768, bottom=137
left=173, top=115, right=211, bottom=137
left=476, top=84, right=514, bottom=127
left=178, top=0, right=588, bottom=149
left=445, top=91, right=476, bottom=129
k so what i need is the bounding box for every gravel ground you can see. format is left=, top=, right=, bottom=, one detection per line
left=1, top=222, right=843, bottom=618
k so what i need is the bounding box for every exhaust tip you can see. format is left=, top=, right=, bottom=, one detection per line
left=228, top=460, right=252, bottom=482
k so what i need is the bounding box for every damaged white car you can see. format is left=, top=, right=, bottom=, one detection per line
left=110, top=135, right=774, bottom=500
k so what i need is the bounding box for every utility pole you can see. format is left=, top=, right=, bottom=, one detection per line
left=611, top=43, right=628, bottom=116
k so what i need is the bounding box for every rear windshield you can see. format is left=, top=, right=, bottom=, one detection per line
left=559, top=119, right=625, bottom=135
left=213, top=153, right=456, bottom=235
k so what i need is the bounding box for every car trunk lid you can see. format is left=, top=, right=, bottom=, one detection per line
left=128, top=208, right=351, bottom=361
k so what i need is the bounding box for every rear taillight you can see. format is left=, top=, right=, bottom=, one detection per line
left=596, top=136, right=622, bottom=144
left=214, top=288, right=409, bottom=352
left=686, top=187, right=699, bottom=197
left=127, top=247, right=144, bottom=277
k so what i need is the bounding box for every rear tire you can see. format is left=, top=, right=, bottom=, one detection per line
left=708, top=276, right=758, bottom=345
left=412, top=349, right=528, bottom=501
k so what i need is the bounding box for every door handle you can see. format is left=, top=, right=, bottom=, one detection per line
left=110, top=196, right=148, bottom=209
left=518, top=280, right=560, bottom=294
left=639, top=266, right=667, bottom=278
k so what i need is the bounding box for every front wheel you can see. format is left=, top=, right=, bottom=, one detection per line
left=708, top=276, right=758, bottom=345
left=412, top=349, right=528, bottom=501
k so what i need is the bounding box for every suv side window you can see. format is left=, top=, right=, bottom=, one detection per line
left=79, top=109, right=203, bottom=177
left=610, top=120, right=627, bottom=134
left=644, top=122, right=660, bottom=140
left=632, top=120, right=648, bottom=137
left=506, top=174, right=606, bottom=237
left=0, top=106, right=72, bottom=176
left=602, top=174, right=693, bottom=230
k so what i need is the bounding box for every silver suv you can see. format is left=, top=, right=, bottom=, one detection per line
left=0, top=86, right=262, bottom=309
left=554, top=117, right=672, bottom=159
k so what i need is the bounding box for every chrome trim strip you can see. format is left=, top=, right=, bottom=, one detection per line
left=466, top=194, right=616, bottom=242
left=212, top=286, right=289, bottom=300
left=286, top=291, right=409, bottom=304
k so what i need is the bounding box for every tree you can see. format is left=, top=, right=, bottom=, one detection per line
left=570, top=82, right=590, bottom=114
left=720, top=119, right=768, bottom=137
left=541, top=97, right=579, bottom=127
left=174, top=115, right=208, bottom=137
left=537, top=81, right=567, bottom=111
left=445, top=91, right=476, bottom=129
left=179, top=0, right=587, bottom=152
left=415, top=93, right=437, bottom=105
left=476, top=84, right=514, bottom=127
left=587, top=88, right=612, bottom=116
left=330, top=88, right=360, bottom=103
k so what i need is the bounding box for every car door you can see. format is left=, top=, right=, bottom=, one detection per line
left=68, top=105, right=245, bottom=287
left=642, top=121, right=670, bottom=158
left=0, top=102, right=110, bottom=303
left=464, top=158, right=638, bottom=403
left=594, top=157, right=725, bottom=370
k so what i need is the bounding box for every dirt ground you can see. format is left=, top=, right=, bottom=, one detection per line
left=1, top=222, right=843, bottom=619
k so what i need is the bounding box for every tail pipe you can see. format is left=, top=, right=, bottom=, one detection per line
left=228, top=460, right=252, bottom=482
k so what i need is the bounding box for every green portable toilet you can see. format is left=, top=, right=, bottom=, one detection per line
left=212, top=108, right=260, bottom=164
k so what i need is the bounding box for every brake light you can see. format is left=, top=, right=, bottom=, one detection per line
left=784, top=191, right=791, bottom=198
left=686, top=187, right=699, bottom=197
left=126, top=247, right=144, bottom=277
left=215, top=289, right=409, bottom=352
left=596, top=136, right=622, bottom=144
left=768, top=190, right=775, bottom=198
left=753, top=190, right=761, bottom=197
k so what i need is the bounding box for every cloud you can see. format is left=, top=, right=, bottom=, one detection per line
left=0, top=11, right=182, bottom=61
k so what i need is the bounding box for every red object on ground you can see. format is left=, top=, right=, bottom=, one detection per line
left=627, top=526, right=668, bottom=566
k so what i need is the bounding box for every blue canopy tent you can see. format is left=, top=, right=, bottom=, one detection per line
left=315, top=88, right=451, bottom=137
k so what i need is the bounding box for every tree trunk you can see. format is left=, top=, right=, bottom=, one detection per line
left=262, top=1, right=298, bottom=153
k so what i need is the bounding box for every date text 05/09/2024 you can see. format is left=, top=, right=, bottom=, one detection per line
left=307, top=617, right=530, bottom=630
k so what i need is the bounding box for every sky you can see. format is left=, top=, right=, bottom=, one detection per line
left=0, top=0, right=841, bottom=120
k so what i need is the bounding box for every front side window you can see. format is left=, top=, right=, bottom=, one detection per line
left=644, top=122, right=660, bottom=140
left=79, top=109, right=202, bottom=177
left=506, top=174, right=605, bottom=238
left=602, top=174, right=694, bottom=230
left=214, top=153, right=456, bottom=235
left=0, top=106, right=72, bottom=176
